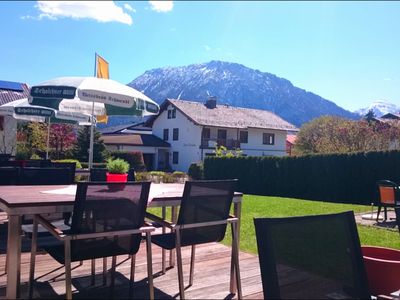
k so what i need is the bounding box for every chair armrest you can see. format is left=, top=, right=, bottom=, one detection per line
left=176, top=218, right=237, bottom=230
left=377, top=295, right=397, bottom=300
left=34, top=215, right=66, bottom=240
left=145, top=212, right=174, bottom=229
left=68, top=226, right=155, bottom=241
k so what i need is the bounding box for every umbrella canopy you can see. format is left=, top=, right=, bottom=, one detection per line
left=28, top=76, right=160, bottom=169
left=29, top=76, right=160, bottom=116
left=0, top=98, right=92, bottom=125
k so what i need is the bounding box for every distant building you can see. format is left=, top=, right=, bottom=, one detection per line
left=145, top=97, right=298, bottom=172
left=286, top=134, right=297, bottom=156
left=0, top=80, right=30, bottom=156
left=99, top=123, right=170, bottom=171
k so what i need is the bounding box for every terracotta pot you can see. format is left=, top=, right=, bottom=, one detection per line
left=362, top=246, right=400, bottom=296
left=106, top=172, right=128, bottom=191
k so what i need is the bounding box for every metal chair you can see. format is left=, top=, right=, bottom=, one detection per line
left=29, top=181, right=154, bottom=300
left=254, top=211, right=371, bottom=299
left=376, top=180, right=400, bottom=222
left=0, top=166, right=20, bottom=185
left=51, top=162, right=77, bottom=184
left=147, top=179, right=242, bottom=299
left=19, top=167, right=72, bottom=185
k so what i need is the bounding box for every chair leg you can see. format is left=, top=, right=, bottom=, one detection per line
left=376, top=206, right=382, bottom=222
left=175, top=229, right=185, bottom=299
left=384, top=207, right=388, bottom=222
left=91, top=259, right=96, bottom=286
left=162, top=206, right=166, bottom=274
left=28, top=219, right=38, bottom=299
left=231, top=222, right=242, bottom=299
left=109, top=256, right=117, bottom=298
left=65, top=239, right=72, bottom=300
left=189, top=245, right=195, bottom=286
left=146, top=232, right=154, bottom=300
left=129, top=254, right=136, bottom=298
left=103, top=257, right=107, bottom=286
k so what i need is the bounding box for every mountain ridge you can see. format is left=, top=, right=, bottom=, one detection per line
left=128, top=60, right=358, bottom=127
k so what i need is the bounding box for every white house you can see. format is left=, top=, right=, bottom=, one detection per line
left=146, top=98, right=298, bottom=172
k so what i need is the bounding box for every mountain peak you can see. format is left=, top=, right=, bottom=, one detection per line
left=355, top=100, right=399, bottom=117
left=128, top=61, right=357, bottom=127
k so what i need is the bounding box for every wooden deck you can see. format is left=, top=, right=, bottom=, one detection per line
left=0, top=217, right=263, bottom=299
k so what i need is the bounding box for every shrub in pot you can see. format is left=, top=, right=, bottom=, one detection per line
left=106, top=158, right=130, bottom=190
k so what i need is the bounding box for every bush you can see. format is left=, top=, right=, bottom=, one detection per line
left=53, top=159, right=82, bottom=169
left=135, top=172, right=151, bottom=182
left=106, top=158, right=130, bottom=174
left=108, top=151, right=146, bottom=171
left=188, top=163, right=203, bottom=180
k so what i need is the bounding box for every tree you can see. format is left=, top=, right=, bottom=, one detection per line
left=364, top=109, right=376, bottom=124
left=293, top=116, right=400, bottom=155
left=49, top=124, right=76, bottom=159
left=72, top=126, right=106, bottom=163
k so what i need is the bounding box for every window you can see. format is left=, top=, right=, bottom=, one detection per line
left=173, top=128, right=179, bottom=141
left=172, top=152, right=179, bottom=164
left=167, top=108, right=176, bottom=119
left=263, top=133, right=275, bottom=145
left=163, top=129, right=169, bottom=141
left=202, top=128, right=210, bottom=139
left=217, top=129, right=227, bottom=139
left=239, top=131, right=248, bottom=143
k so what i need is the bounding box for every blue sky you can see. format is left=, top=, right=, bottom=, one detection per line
left=1, top=1, right=399, bottom=111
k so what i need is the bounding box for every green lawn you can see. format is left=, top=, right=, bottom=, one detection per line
left=221, top=195, right=400, bottom=253
left=148, top=194, right=399, bottom=254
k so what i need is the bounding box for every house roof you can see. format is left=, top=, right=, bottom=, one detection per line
left=381, top=112, right=400, bottom=120
left=286, top=134, right=297, bottom=145
left=100, top=134, right=170, bottom=148
left=0, top=81, right=30, bottom=106
left=147, top=99, right=298, bottom=131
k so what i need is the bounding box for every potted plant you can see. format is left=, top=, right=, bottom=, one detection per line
left=106, top=158, right=130, bottom=189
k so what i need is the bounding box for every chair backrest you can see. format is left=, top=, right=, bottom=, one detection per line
left=395, top=207, right=400, bottom=234
left=89, top=168, right=107, bottom=182
left=176, top=179, right=237, bottom=246
left=51, top=162, right=76, bottom=183
left=19, top=167, right=72, bottom=185
left=25, top=159, right=52, bottom=168
left=377, top=180, right=399, bottom=205
left=70, top=181, right=151, bottom=259
left=128, top=168, right=136, bottom=181
left=254, top=211, right=370, bottom=299
left=0, top=167, right=20, bottom=185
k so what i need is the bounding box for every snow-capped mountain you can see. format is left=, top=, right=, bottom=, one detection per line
left=128, top=61, right=357, bottom=127
left=355, top=100, right=399, bottom=117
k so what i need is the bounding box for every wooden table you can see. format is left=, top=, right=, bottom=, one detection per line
left=0, top=183, right=243, bottom=299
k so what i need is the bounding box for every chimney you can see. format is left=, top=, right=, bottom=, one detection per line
left=205, top=96, right=217, bottom=109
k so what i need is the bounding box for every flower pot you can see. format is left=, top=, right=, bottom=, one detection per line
left=106, top=172, right=128, bottom=191
left=361, top=246, right=400, bottom=296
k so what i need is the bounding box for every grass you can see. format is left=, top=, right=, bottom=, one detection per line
left=148, top=194, right=399, bottom=254
left=221, top=195, right=400, bottom=253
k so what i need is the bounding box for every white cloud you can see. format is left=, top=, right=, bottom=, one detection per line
left=149, top=1, right=173, bottom=13
left=124, top=3, right=135, bottom=13
left=33, top=1, right=133, bottom=25
left=203, top=45, right=211, bottom=51
left=383, top=78, right=392, bottom=81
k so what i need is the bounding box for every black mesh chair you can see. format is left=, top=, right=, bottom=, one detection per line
left=51, top=162, right=77, bottom=184
left=29, top=182, right=154, bottom=300
left=0, top=166, right=20, bottom=185
left=376, top=180, right=400, bottom=222
left=19, top=167, right=72, bottom=185
left=395, top=207, right=400, bottom=234
left=147, top=179, right=242, bottom=299
left=254, top=211, right=370, bottom=299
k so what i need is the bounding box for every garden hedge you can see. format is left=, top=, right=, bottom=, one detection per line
left=203, top=150, right=400, bottom=205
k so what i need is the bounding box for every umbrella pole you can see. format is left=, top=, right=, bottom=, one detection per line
left=88, top=101, right=95, bottom=170
left=46, top=117, right=51, bottom=160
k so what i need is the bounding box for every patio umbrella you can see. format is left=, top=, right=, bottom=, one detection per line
left=0, top=98, right=92, bottom=159
left=29, top=76, right=160, bottom=168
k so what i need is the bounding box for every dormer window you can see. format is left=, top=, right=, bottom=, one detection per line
left=167, top=108, right=176, bottom=119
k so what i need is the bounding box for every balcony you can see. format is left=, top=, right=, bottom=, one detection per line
left=201, top=138, right=241, bottom=149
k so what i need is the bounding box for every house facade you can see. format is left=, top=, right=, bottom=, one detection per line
left=147, top=98, right=298, bottom=172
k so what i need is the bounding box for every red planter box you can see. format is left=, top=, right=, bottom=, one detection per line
left=362, top=246, right=400, bottom=296
left=106, top=173, right=128, bottom=191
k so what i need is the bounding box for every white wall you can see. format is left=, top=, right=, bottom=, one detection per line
left=153, top=105, right=202, bottom=171
left=241, top=128, right=287, bottom=156
left=0, top=116, right=17, bottom=155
